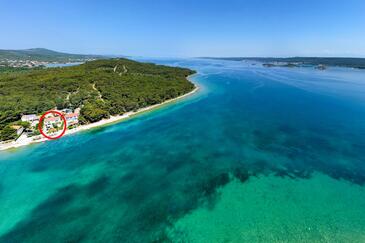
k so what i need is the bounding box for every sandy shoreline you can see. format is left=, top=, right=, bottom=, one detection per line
left=0, top=78, right=199, bottom=151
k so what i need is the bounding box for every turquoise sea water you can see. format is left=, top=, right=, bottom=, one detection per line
left=1, top=59, right=365, bottom=242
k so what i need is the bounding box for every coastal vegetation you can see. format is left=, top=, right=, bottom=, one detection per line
left=0, top=67, right=30, bottom=73
left=0, top=58, right=195, bottom=141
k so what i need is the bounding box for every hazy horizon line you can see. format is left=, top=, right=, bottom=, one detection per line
left=2, top=47, right=365, bottom=59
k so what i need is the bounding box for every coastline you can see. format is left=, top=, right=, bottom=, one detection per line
left=0, top=77, right=199, bottom=152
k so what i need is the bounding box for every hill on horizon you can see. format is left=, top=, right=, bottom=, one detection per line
left=0, top=48, right=105, bottom=62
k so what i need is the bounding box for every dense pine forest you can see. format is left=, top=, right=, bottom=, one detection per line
left=0, top=58, right=195, bottom=140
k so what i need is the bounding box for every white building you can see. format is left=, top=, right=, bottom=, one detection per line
left=64, top=113, right=79, bottom=126
left=21, top=114, right=38, bottom=123
left=21, top=114, right=39, bottom=127
left=44, top=116, right=62, bottom=130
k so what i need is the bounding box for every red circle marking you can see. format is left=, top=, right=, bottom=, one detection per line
left=38, top=110, right=67, bottom=140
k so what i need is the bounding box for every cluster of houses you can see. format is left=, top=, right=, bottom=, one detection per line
left=0, top=59, right=50, bottom=68
left=1, top=58, right=98, bottom=68
left=19, top=108, right=80, bottom=137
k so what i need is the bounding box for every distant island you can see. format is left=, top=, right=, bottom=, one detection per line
left=0, top=48, right=105, bottom=71
left=203, top=57, right=365, bottom=69
left=0, top=57, right=196, bottom=148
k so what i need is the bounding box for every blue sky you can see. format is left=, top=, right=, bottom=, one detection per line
left=1, top=0, right=365, bottom=57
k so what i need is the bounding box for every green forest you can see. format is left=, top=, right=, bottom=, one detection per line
left=0, top=58, right=195, bottom=141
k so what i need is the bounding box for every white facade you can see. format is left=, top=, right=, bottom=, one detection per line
left=21, top=114, right=38, bottom=122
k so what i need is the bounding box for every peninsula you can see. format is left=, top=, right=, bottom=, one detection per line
left=0, top=58, right=197, bottom=150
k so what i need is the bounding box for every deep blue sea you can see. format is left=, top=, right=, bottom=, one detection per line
left=1, top=58, right=365, bottom=242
